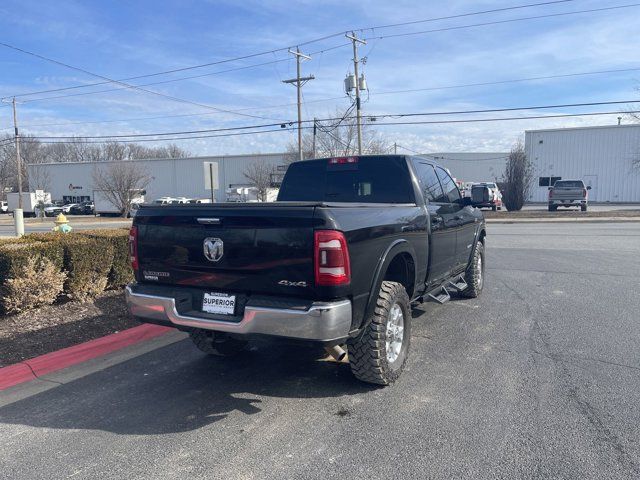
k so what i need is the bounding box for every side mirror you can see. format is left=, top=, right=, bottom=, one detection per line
left=586, top=186, right=592, bottom=190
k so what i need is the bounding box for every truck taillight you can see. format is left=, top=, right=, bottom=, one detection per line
left=548, top=189, right=553, bottom=198
left=314, top=230, right=350, bottom=286
left=328, top=157, right=358, bottom=165
left=583, top=188, right=587, bottom=197
left=129, top=225, right=139, bottom=271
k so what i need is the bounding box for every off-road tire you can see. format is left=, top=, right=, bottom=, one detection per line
left=347, top=281, right=411, bottom=386
left=189, top=329, right=248, bottom=356
left=461, top=240, right=485, bottom=299
left=581, top=205, right=587, bottom=212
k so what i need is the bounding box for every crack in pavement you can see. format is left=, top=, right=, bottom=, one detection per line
left=497, top=275, right=640, bottom=476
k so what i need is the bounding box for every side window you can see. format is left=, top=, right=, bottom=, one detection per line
left=435, top=167, right=461, bottom=203
left=411, top=160, right=445, bottom=203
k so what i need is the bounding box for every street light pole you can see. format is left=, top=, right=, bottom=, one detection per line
left=12, top=98, right=23, bottom=210
left=10, top=97, right=24, bottom=236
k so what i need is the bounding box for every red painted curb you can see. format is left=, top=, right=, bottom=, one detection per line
left=0, top=324, right=172, bottom=391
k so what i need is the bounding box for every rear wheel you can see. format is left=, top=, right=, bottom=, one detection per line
left=461, top=240, right=484, bottom=298
left=347, top=281, right=411, bottom=385
left=491, top=205, right=497, bottom=212
left=189, top=329, right=248, bottom=356
left=581, top=205, right=587, bottom=212
left=548, top=205, right=557, bottom=212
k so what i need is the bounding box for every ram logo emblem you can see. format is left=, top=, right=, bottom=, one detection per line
left=203, top=238, right=224, bottom=262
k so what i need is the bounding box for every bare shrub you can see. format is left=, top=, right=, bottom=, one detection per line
left=3, top=256, right=66, bottom=314
left=502, top=141, right=534, bottom=211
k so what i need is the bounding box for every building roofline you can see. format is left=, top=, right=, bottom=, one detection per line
left=525, top=123, right=640, bottom=134
left=26, top=152, right=289, bottom=167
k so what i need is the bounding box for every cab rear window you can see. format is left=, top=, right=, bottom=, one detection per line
left=554, top=181, right=583, bottom=188
left=278, top=156, right=415, bottom=204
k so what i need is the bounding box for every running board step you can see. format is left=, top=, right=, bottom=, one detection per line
left=448, top=276, right=468, bottom=292
left=428, top=286, right=451, bottom=304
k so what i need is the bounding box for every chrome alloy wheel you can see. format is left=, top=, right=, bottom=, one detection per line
left=477, top=254, right=483, bottom=290
left=386, top=303, right=405, bottom=363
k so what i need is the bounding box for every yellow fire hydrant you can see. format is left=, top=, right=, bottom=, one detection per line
left=52, top=213, right=73, bottom=233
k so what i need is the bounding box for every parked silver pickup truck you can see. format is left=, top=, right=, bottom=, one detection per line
left=548, top=179, right=591, bottom=212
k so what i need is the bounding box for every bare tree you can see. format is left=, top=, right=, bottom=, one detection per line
left=92, top=161, right=152, bottom=217
left=285, top=107, right=389, bottom=163
left=502, top=141, right=534, bottom=211
left=243, top=161, right=276, bottom=202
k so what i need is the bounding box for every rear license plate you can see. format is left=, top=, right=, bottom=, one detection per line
left=202, top=292, right=236, bottom=315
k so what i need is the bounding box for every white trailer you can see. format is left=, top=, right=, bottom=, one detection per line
left=94, top=189, right=145, bottom=217
left=7, top=192, right=51, bottom=217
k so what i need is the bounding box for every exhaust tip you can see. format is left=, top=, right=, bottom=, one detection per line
left=325, top=344, right=347, bottom=362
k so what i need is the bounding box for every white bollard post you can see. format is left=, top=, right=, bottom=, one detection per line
left=14, top=208, right=24, bottom=237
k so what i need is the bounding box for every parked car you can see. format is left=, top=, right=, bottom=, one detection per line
left=69, top=201, right=94, bottom=215
left=469, top=182, right=502, bottom=211
left=126, top=155, right=487, bottom=385
left=548, top=179, right=591, bottom=211
left=62, top=203, right=77, bottom=213
left=0, top=201, right=7, bottom=214
left=43, top=203, right=64, bottom=217
left=153, top=197, right=176, bottom=205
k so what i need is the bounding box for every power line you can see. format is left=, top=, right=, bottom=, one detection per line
left=21, top=109, right=640, bottom=146
left=5, top=64, right=638, bottom=131
left=354, top=0, right=576, bottom=32
left=364, top=4, right=640, bottom=41
left=372, top=66, right=640, bottom=96
left=4, top=3, right=634, bottom=112
left=23, top=98, right=640, bottom=140
left=1, top=0, right=577, bottom=100
left=0, top=41, right=290, bottom=122
left=395, top=144, right=422, bottom=155
left=21, top=108, right=640, bottom=144
left=14, top=43, right=349, bottom=105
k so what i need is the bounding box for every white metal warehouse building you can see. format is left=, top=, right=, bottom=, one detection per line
left=28, top=153, right=288, bottom=204
left=424, top=152, right=509, bottom=183
left=526, top=124, right=640, bottom=203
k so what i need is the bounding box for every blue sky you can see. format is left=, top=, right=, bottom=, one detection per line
left=1, top=0, right=639, bottom=155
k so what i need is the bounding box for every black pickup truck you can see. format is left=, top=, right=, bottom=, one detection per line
left=126, top=155, right=486, bottom=385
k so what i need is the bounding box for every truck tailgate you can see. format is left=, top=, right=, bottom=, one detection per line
left=135, top=204, right=317, bottom=297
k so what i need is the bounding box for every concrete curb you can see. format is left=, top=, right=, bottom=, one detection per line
left=0, top=324, right=171, bottom=391
left=486, top=217, right=640, bottom=223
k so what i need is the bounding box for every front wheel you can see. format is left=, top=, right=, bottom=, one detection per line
left=347, top=281, right=411, bottom=386
left=189, top=329, right=248, bottom=356
left=581, top=205, right=587, bottom=212
left=461, top=240, right=485, bottom=298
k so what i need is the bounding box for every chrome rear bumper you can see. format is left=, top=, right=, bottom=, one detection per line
left=125, top=285, right=352, bottom=342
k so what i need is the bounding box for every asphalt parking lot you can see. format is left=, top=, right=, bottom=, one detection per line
left=1, top=222, right=639, bottom=479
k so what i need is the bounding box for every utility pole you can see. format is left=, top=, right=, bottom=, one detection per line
left=283, top=48, right=314, bottom=161
left=346, top=32, right=366, bottom=155
left=312, top=117, right=317, bottom=158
